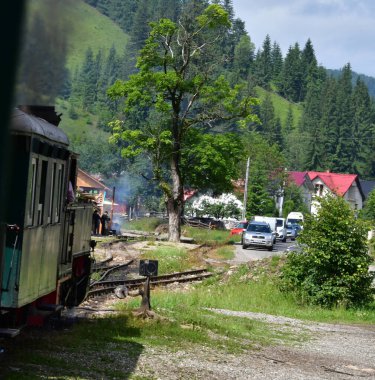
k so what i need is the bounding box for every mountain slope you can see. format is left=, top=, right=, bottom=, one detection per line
left=28, top=0, right=129, bottom=71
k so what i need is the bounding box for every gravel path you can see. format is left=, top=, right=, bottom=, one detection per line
left=129, top=309, right=375, bottom=380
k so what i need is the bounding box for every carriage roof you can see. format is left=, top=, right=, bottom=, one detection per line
left=10, top=108, right=69, bottom=146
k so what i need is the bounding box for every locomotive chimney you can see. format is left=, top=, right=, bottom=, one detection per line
left=18, top=105, right=62, bottom=126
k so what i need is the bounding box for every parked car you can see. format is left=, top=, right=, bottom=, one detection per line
left=276, top=217, right=287, bottom=242
left=242, top=221, right=274, bottom=251
left=253, top=216, right=277, bottom=243
left=286, top=223, right=297, bottom=241
left=292, top=223, right=302, bottom=237
left=230, top=221, right=249, bottom=236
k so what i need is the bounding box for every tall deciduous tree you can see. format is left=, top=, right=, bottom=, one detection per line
left=108, top=5, right=258, bottom=241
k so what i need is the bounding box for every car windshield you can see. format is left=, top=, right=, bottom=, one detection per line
left=247, top=224, right=271, bottom=233
left=236, top=222, right=248, bottom=229
left=288, top=219, right=301, bottom=225
left=276, top=219, right=283, bottom=227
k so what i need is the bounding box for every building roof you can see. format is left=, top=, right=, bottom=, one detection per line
left=77, top=168, right=110, bottom=191
left=307, top=171, right=357, bottom=196
left=289, top=171, right=308, bottom=187
left=289, top=171, right=362, bottom=197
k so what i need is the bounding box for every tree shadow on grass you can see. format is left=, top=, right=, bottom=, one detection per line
left=0, top=313, right=144, bottom=379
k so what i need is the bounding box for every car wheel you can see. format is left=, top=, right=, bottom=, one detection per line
left=268, top=246, right=273, bottom=251
left=282, top=237, right=286, bottom=242
left=292, top=237, right=295, bottom=241
left=242, top=244, right=247, bottom=250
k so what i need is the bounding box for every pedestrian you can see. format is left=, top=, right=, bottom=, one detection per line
left=92, top=209, right=101, bottom=235
left=101, top=211, right=110, bottom=236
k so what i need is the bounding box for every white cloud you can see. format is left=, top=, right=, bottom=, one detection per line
left=232, top=0, right=375, bottom=76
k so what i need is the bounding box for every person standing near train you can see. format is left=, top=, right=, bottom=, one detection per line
left=101, top=211, right=110, bottom=235
left=92, top=209, right=101, bottom=235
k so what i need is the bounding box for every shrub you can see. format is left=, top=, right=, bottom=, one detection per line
left=279, top=195, right=373, bottom=308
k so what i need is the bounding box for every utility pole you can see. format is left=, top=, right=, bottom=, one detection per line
left=110, top=186, right=116, bottom=228
left=242, top=157, right=250, bottom=220
left=279, top=167, right=287, bottom=217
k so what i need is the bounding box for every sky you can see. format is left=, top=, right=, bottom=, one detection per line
left=231, top=0, right=375, bottom=77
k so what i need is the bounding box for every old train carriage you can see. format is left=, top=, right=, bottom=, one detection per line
left=0, top=106, right=93, bottom=332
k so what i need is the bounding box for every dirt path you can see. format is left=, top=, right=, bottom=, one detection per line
left=125, top=309, right=375, bottom=380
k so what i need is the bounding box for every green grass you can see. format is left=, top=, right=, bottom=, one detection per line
left=255, top=86, right=303, bottom=130
left=120, top=263, right=375, bottom=325
left=215, top=246, right=235, bottom=260
left=139, top=246, right=194, bottom=274
left=121, top=217, right=165, bottom=233
left=182, top=226, right=235, bottom=245
left=56, top=98, right=104, bottom=139
left=28, top=0, right=129, bottom=72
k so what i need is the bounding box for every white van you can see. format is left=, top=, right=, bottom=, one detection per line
left=286, top=212, right=304, bottom=228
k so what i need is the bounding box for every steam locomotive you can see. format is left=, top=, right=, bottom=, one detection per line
left=0, top=106, right=93, bottom=336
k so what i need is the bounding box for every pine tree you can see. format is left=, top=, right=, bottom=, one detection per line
left=271, top=42, right=283, bottom=85
left=259, top=93, right=282, bottom=146
left=300, top=75, right=324, bottom=170
left=257, top=35, right=273, bottom=87
left=333, top=64, right=354, bottom=172
left=350, top=77, right=375, bottom=175
left=279, top=43, right=302, bottom=102
left=81, top=48, right=98, bottom=110
left=233, top=34, right=254, bottom=80
left=300, top=39, right=318, bottom=100
left=319, top=77, right=339, bottom=170
left=131, top=0, right=151, bottom=52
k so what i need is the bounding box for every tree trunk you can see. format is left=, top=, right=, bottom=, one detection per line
left=167, top=134, right=183, bottom=242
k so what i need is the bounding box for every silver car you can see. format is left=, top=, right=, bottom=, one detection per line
left=286, top=223, right=297, bottom=241
left=242, top=221, right=274, bottom=251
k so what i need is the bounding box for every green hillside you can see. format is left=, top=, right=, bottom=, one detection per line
left=255, top=87, right=303, bottom=129
left=27, top=0, right=129, bottom=71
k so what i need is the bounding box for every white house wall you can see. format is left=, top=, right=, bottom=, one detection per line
left=310, top=178, right=362, bottom=215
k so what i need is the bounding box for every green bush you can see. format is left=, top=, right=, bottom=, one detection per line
left=279, top=195, right=373, bottom=308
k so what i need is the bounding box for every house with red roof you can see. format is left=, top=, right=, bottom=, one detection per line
left=289, top=171, right=365, bottom=215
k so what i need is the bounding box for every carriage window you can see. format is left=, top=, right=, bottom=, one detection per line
left=37, top=160, right=48, bottom=225
left=48, top=162, right=56, bottom=223
left=26, top=157, right=38, bottom=226
left=54, top=163, right=64, bottom=223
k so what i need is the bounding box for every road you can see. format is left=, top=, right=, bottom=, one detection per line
left=231, top=239, right=296, bottom=264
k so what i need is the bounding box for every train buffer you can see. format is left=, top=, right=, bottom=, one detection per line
left=0, top=328, right=20, bottom=338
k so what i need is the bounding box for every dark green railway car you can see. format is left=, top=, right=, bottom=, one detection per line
left=0, top=106, right=93, bottom=330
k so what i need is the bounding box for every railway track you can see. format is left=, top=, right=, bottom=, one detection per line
left=90, top=259, right=135, bottom=285
left=86, top=268, right=213, bottom=298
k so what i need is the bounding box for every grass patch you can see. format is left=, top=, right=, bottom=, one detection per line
left=28, top=0, right=129, bottom=72
left=139, top=246, right=202, bottom=274
left=214, top=246, right=235, bottom=260
left=121, top=217, right=165, bottom=233
left=182, top=226, right=234, bottom=245
left=255, top=86, right=303, bottom=130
